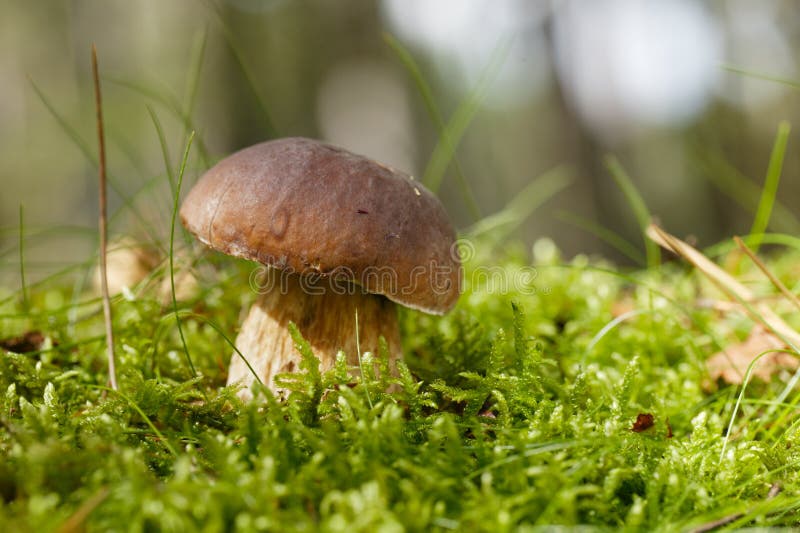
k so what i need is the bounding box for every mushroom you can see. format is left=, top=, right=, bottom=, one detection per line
left=91, top=235, right=198, bottom=303
left=180, top=137, right=461, bottom=398
left=92, top=236, right=158, bottom=295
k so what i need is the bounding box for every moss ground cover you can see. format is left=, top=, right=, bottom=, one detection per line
left=2, top=233, right=800, bottom=531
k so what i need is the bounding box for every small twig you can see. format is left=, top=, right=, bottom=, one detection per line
left=92, top=44, right=117, bottom=391
left=735, top=235, right=800, bottom=314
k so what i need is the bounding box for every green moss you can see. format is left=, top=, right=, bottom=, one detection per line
left=1, top=248, right=799, bottom=531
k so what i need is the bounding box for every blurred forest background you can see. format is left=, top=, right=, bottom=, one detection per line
left=2, top=0, right=800, bottom=284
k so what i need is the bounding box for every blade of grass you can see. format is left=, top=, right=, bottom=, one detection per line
left=585, top=308, right=652, bottom=355
left=647, top=224, right=800, bottom=349
left=606, top=155, right=660, bottom=268
left=556, top=210, right=645, bottom=265
left=0, top=293, right=103, bottom=320
left=18, top=205, right=28, bottom=313
left=92, top=44, right=118, bottom=391
left=422, top=36, right=512, bottom=194
left=0, top=260, right=91, bottom=270
left=383, top=33, right=441, bottom=136
left=209, top=4, right=278, bottom=138
left=0, top=261, right=93, bottom=307
left=28, top=77, right=95, bottom=162
left=179, top=27, right=210, bottom=169
left=147, top=107, right=196, bottom=250
left=749, top=121, right=790, bottom=252
left=0, top=227, right=97, bottom=263
left=383, top=32, right=481, bottom=220
left=146, top=105, right=175, bottom=195
left=354, top=308, right=373, bottom=409
left=734, top=235, right=800, bottom=428
left=721, top=64, right=800, bottom=90
left=0, top=224, right=94, bottom=235
left=692, top=147, right=800, bottom=233
left=170, top=131, right=198, bottom=379
left=90, top=386, right=177, bottom=456
left=467, top=166, right=573, bottom=241
left=720, top=349, right=783, bottom=462
left=705, top=232, right=800, bottom=258
left=718, top=233, right=800, bottom=294
left=109, top=124, right=151, bottom=178
left=144, top=105, right=182, bottom=231
left=106, top=76, right=212, bottom=168
left=28, top=77, right=167, bottom=254
left=170, top=310, right=263, bottom=387
left=735, top=236, right=800, bottom=313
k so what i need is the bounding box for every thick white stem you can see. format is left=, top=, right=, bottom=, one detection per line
left=226, top=274, right=402, bottom=399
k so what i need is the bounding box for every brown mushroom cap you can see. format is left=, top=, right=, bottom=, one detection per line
left=180, top=137, right=461, bottom=314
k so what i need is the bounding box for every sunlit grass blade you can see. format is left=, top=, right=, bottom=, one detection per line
left=605, top=155, right=660, bottom=268
left=382, top=33, right=444, bottom=140
left=146, top=105, right=175, bottom=194
left=0, top=259, right=88, bottom=270
left=749, top=121, right=790, bottom=251
left=0, top=260, right=94, bottom=307
left=17, top=205, right=28, bottom=313
left=105, top=76, right=212, bottom=166
left=354, top=309, right=373, bottom=409
left=144, top=105, right=182, bottom=231
left=733, top=235, right=800, bottom=428
left=721, top=64, right=800, bottom=90
left=180, top=27, right=210, bottom=169
left=692, top=146, right=800, bottom=233
left=208, top=3, right=278, bottom=138
left=421, top=36, right=512, bottom=194
left=705, top=232, right=800, bottom=260
left=169, top=132, right=198, bottom=379
left=720, top=348, right=777, bottom=462
left=90, top=386, right=178, bottom=456
left=28, top=77, right=95, bottom=163
left=467, top=165, right=573, bottom=241
left=647, top=224, right=800, bottom=351
left=383, top=32, right=481, bottom=220
left=28, top=77, right=166, bottom=253
left=556, top=210, right=645, bottom=265
left=735, top=235, right=800, bottom=313
left=172, top=310, right=263, bottom=387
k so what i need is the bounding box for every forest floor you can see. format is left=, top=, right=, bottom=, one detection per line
left=2, top=226, right=800, bottom=532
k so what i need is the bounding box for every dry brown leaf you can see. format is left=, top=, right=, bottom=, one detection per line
left=611, top=295, right=636, bottom=318
left=0, top=330, right=48, bottom=353
left=646, top=223, right=800, bottom=386
left=707, top=326, right=798, bottom=384
left=630, top=413, right=655, bottom=432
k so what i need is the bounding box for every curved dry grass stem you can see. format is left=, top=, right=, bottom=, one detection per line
left=646, top=223, right=800, bottom=349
